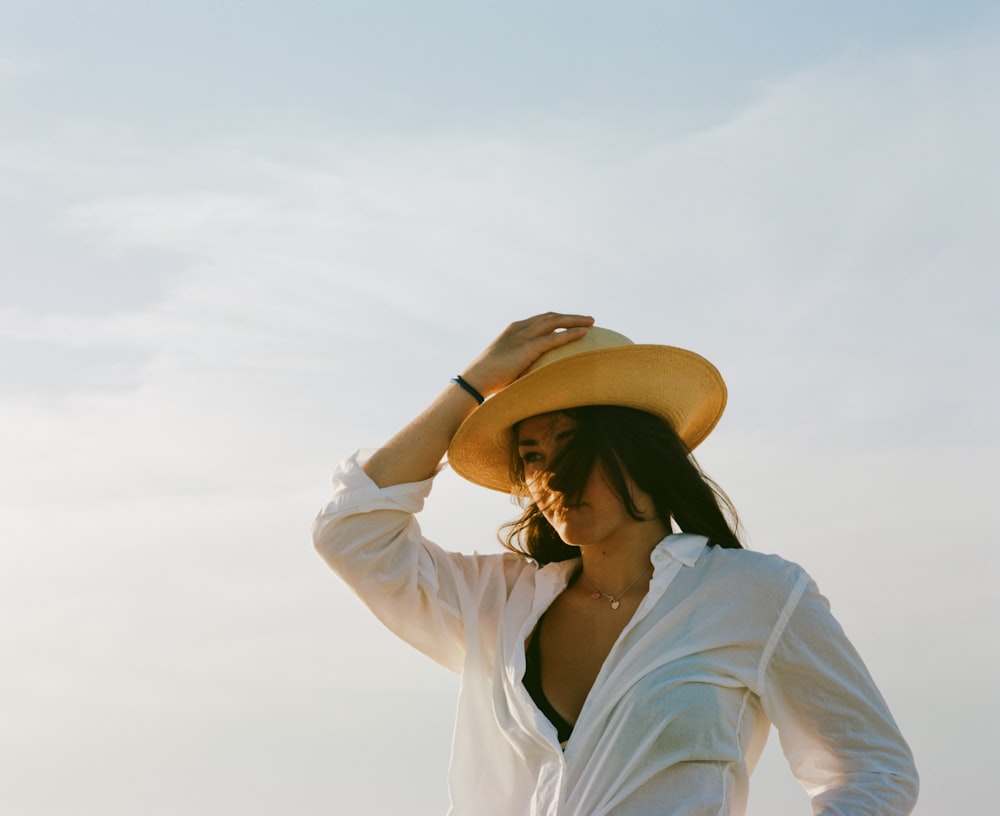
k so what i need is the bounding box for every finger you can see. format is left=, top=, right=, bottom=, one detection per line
left=531, top=323, right=590, bottom=354
left=519, top=312, right=594, bottom=337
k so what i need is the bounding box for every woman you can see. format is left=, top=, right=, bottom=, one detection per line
left=313, top=312, right=918, bottom=815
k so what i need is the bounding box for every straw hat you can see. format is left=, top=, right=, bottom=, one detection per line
left=447, top=327, right=727, bottom=492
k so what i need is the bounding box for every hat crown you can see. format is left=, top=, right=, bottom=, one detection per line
left=522, top=327, right=634, bottom=377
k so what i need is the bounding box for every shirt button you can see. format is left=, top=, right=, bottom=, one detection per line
left=652, top=551, right=666, bottom=562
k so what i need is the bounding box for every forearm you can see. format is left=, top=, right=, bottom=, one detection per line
left=362, top=312, right=594, bottom=488
left=363, top=381, right=481, bottom=487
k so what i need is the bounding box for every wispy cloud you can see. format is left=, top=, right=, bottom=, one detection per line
left=2, top=32, right=996, bottom=506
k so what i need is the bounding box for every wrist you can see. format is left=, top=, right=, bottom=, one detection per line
left=450, top=375, right=485, bottom=405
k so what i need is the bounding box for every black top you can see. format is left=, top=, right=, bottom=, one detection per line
left=523, top=614, right=574, bottom=746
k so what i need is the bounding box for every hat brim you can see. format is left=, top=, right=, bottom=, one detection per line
left=447, top=344, right=727, bottom=492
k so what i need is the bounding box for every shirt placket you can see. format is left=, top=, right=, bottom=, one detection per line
left=501, top=562, right=577, bottom=815
left=557, top=537, right=704, bottom=812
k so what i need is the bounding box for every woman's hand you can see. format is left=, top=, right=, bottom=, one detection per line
left=461, top=312, right=594, bottom=398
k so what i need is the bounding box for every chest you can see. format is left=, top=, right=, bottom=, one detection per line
left=529, top=590, right=644, bottom=725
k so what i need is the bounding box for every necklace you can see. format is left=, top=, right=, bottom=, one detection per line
left=585, top=570, right=649, bottom=610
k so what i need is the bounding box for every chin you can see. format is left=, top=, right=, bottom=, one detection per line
left=555, top=529, right=593, bottom=549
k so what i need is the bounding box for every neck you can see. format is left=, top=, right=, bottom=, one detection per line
left=576, top=523, right=668, bottom=595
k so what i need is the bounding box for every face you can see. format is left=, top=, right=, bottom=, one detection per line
left=515, top=412, right=666, bottom=550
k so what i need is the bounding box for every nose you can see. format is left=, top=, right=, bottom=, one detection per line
left=529, top=468, right=574, bottom=511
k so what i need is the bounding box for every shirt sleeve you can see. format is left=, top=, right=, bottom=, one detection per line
left=759, top=573, right=919, bottom=815
left=311, top=451, right=494, bottom=673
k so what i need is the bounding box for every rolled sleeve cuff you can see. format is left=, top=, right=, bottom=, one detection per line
left=319, top=449, right=439, bottom=518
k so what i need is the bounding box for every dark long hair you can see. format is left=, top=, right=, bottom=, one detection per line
left=500, top=405, right=743, bottom=564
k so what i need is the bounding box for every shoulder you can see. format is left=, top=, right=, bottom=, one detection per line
left=457, top=549, right=546, bottom=599
left=699, top=546, right=811, bottom=605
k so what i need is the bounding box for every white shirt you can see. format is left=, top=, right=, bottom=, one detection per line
left=313, top=453, right=918, bottom=815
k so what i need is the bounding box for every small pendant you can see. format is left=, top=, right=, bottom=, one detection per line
left=610, top=599, right=621, bottom=610
left=591, top=591, right=602, bottom=600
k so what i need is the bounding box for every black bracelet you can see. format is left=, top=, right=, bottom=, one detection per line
left=451, top=375, right=485, bottom=405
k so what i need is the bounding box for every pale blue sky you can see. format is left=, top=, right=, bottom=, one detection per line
left=4, top=1, right=999, bottom=140
left=1, top=3, right=998, bottom=814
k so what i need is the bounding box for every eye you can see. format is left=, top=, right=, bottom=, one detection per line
left=520, top=451, right=544, bottom=465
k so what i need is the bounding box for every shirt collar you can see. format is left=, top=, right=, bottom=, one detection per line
left=535, top=532, right=707, bottom=584
left=652, top=533, right=708, bottom=569
left=536, top=557, right=580, bottom=587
